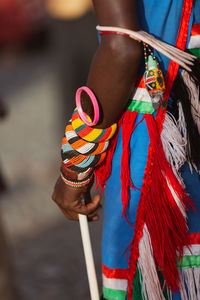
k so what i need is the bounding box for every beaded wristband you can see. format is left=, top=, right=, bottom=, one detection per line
left=71, top=108, right=117, bottom=143
left=76, top=86, right=100, bottom=126
left=60, top=171, right=94, bottom=188
left=62, top=137, right=106, bottom=172
left=62, top=137, right=106, bottom=168
left=63, top=151, right=106, bottom=172
left=63, top=153, right=106, bottom=172
left=65, top=122, right=109, bottom=155
left=61, top=162, right=92, bottom=181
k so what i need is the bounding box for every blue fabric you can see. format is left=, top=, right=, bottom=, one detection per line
left=102, top=1, right=200, bottom=299
left=186, top=6, right=194, bottom=47
left=103, top=0, right=189, bottom=270
left=193, top=0, right=200, bottom=25
left=136, top=0, right=185, bottom=75
left=172, top=292, right=181, bottom=300
left=103, top=114, right=149, bottom=269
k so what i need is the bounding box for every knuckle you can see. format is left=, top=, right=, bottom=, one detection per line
left=63, top=201, right=70, bottom=209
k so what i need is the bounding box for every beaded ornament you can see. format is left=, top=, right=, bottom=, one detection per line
left=143, top=43, right=166, bottom=110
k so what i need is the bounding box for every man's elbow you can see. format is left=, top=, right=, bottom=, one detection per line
left=101, top=34, right=143, bottom=66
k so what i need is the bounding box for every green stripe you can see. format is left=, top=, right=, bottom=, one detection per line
left=103, top=287, right=126, bottom=300
left=126, top=100, right=154, bottom=114
left=132, top=267, right=144, bottom=300
left=178, top=255, right=200, bottom=269
left=189, top=48, right=200, bottom=59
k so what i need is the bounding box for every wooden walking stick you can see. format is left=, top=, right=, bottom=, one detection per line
left=79, top=199, right=100, bottom=300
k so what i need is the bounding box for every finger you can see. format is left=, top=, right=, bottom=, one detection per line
left=88, top=214, right=99, bottom=222
left=73, top=194, right=101, bottom=215
left=87, top=205, right=102, bottom=218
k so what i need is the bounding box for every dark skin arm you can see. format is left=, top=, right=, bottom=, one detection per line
left=52, top=0, right=142, bottom=221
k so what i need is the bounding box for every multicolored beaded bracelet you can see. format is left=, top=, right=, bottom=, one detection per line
left=61, top=137, right=106, bottom=168
left=65, top=123, right=109, bottom=155
left=71, top=108, right=117, bottom=143
left=63, top=152, right=106, bottom=173
left=62, top=153, right=106, bottom=172
left=60, top=170, right=94, bottom=188
left=62, top=138, right=106, bottom=172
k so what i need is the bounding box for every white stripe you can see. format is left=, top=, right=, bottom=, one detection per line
left=77, top=141, right=109, bottom=154
left=188, top=35, right=200, bottom=49
left=183, top=244, right=200, bottom=256
left=66, top=130, right=109, bottom=154
left=66, top=130, right=77, bottom=139
left=102, top=141, right=109, bottom=152
left=131, top=87, right=152, bottom=103
left=76, top=143, right=94, bottom=154
left=63, top=159, right=69, bottom=164
left=102, top=275, right=127, bottom=291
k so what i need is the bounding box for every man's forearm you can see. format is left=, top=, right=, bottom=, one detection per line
left=84, top=0, right=142, bottom=128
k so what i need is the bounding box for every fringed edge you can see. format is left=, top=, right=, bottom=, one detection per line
left=171, top=73, right=200, bottom=171
left=126, top=2, right=194, bottom=297
left=136, top=114, right=192, bottom=292
left=161, top=111, right=187, bottom=186
left=178, top=101, right=200, bottom=174
left=179, top=267, right=200, bottom=300
left=181, top=70, right=200, bottom=135
left=187, top=49, right=200, bottom=83
left=138, top=224, right=170, bottom=300
left=121, top=111, right=139, bottom=215
left=95, top=117, right=123, bottom=192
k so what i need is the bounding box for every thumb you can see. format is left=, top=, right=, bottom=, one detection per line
left=77, top=193, right=101, bottom=215
left=84, top=190, right=101, bottom=205
left=91, top=194, right=101, bottom=206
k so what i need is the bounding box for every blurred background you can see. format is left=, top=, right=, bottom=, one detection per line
left=0, top=1, right=102, bottom=299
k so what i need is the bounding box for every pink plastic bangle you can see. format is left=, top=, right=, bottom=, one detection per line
left=75, top=86, right=100, bottom=127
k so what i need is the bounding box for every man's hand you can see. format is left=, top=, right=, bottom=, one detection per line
left=52, top=176, right=101, bottom=221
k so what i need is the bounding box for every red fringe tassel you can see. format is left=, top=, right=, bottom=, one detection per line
left=121, top=111, right=139, bottom=215
left=128, top=114, right=193, bottom=299
left=95, top=117, right=123, bottom=192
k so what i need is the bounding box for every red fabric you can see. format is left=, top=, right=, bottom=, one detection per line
left=102, top=264, right=129, bottom=279
left=127, top=114, right=193, bottom=295
left=188, top=232, right=200, bottom=244
left=191, top=23, right=200, bottom=36
left=121, top=111, right=138, bottom=215
left=144, top=114, right=192, bottom=290
left=95, top=116, right=123, bottom=191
